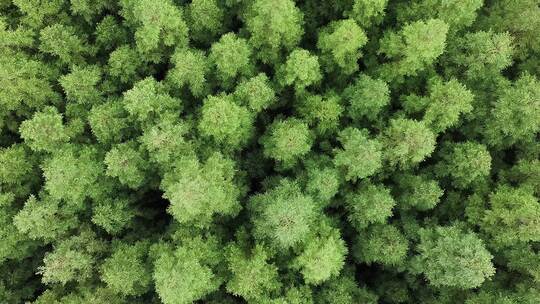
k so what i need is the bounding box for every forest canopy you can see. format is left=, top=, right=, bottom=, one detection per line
left=0, top=0, right=540, bottom=303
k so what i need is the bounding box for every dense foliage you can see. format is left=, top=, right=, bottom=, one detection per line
left=0, top=0, right=539, bottom=303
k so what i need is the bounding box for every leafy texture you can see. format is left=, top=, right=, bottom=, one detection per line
left=2, top=1, right=540, bottom=303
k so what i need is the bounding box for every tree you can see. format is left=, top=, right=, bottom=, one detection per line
left=167, top=47, right=210, bottom=97
left=333, top=128, right=382, bottom=181
left=198, top=93, right=254, bottom=150
left=104, top=141, right=148, bottom=189
left=353, top=224, right=408, bottom=266
left=244, top=0, right=304, bottom=63
left=403, top=78, right=474, bottom=133
left=95, top=15, right=129, bottom=52
left=317, top=272, right=379, bottom=304
left=153, top=236, right=222, bottom=304
left=19, top=107, right=69, bottom=152
left=411, top=225, right=495, bottom=289
left=91, top=198, right=135, bottom=235
left=261, top=118, right=313, bottom=168
left=0, top=144, right=33, bottom=187
left=295, top=92, right=343, bottom=136
left=485, top=74, right=540, bottom=147
left=210, top=33, right=253, bottom=85
left=234, top=73, right=276, bottom=113
left=39, top=23, right=92, bottom=64
left=186, top=0, right=224, bottom=43
left=160, top=153, right=241, bottom=227
left=292, top=221, right=347, bottom=285
left=60, top=65, right=102, bottom=105
left=100, top=242, right=151, bottom=296
left=396, top=0, right=484, bottom=31
left=88, top=99, right=130, bottom=145
left=304, top=163, right=340, bottom=205
left=317, top=19, right=367, bottom=75
left=127, top=0, right=189, bottom=58
left=277, top=49, right=322, bottom=91
left=41, top=146, right=103, bottom=207
left=38, top=229, right=106, bottom=285
left=139, top=118, right=193, bottom=169
left=446, top=30, right=513, bottom=80
left=0, top=54, right=59, bottom=124
left=14, top=195, right=78, bottom=241
left=346, top=183, right=395, bottom=229
left=346, top=0, right=388, bottom=28
left=226, top=244, right=281, bottom=301
left=481, top=186, right=540, bottom=247
left=381, top=118, right=436, bottom=169
left=251, top=179, right=317, bottom=249
left=342, top=74, right=390, bottom=121
left=436, top=141, right=491, bottom=188
left=107, top=45, right=141, bottom=84
left=377, top=19, right=449, bottom=81
left=394, top=174, right=443, bottom=211
left=122, top=77, right=181, bottom=125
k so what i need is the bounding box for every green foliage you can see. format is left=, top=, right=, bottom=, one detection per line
left=436, top=141, right=492, bottom=188
left=397, top=0, right=484, bottom=31
left=167, top=47, right=209, bottom=97
left=19, top=107, right=69, bottom=152
left=346, top=0, right=388, bottom=27
left=91, top=198, right=134, bottom=235
left=198, top=94, right=254, bottom=149
left=88, top=99, right=130, bottom=144
left=234, top=73, right=276, bottom=112
left=186, top=0, right=224, bottom=43
left=354, top=224, right=408, bottom=266
left=129, top=0, right=189, bottom=57
left=100, top=242, right=151, bottom=296
left=210, top=33, right=253, bottom=85
left=39, top=23, right=92, bottom=64
left=251, top=179, right=316, bottom=249
left=2, top=0, right=540, bottom=302
left=343, top=74, right=390, bottom=121
left=139, top=118, right=192, bottom=168
left=317, top=19, right=367, bottom=75
left=381, top=118, right=436, bottom=169
left=447, top=30, right=513, bottom=79
left=485, top=74, right=540, bottom=146
left=481, top=186, right=540, bottom=247
left=0, top=144, right=32, bottom=186
left=394, top=174, right=443, bottom=210
left=0, top=55, right=59, bottom=119
left=161, top=153, right=241, bottom=227
left=107, top=45, right=140, bottom=84
left=261, top=118, right=313, bottom=168
left=404, top=78, right=474, bottom=133
left=378, top=19, right=449, bottom=80
left=295, top=92, right=343, bottom=136
left=346, top=183, right=395, bottom=229
left=333, top=127, right=382, bottom=181
left=153, top=237, right=222, bottom=304
left=226, top=245, right=281, bottom=301
left=292, top=223, right=347, bottom=285
left=244, top=0, right=303, bottom=63
left=14, top=195, right=77, bottom=241
left=104, top=141, right=148, bottom=188
left=38, top=229, right=106, bottom=285
left=60, top=65, right=102, bottom=105
left=122, top=77, right=181, bottom=125
left=412, top=226, right=495, bottom=289
left=41, top=147, right=103, bottom=207
left=304, top=164, right=340, bottom=204
left=278, top=49, right=322, bottom=91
